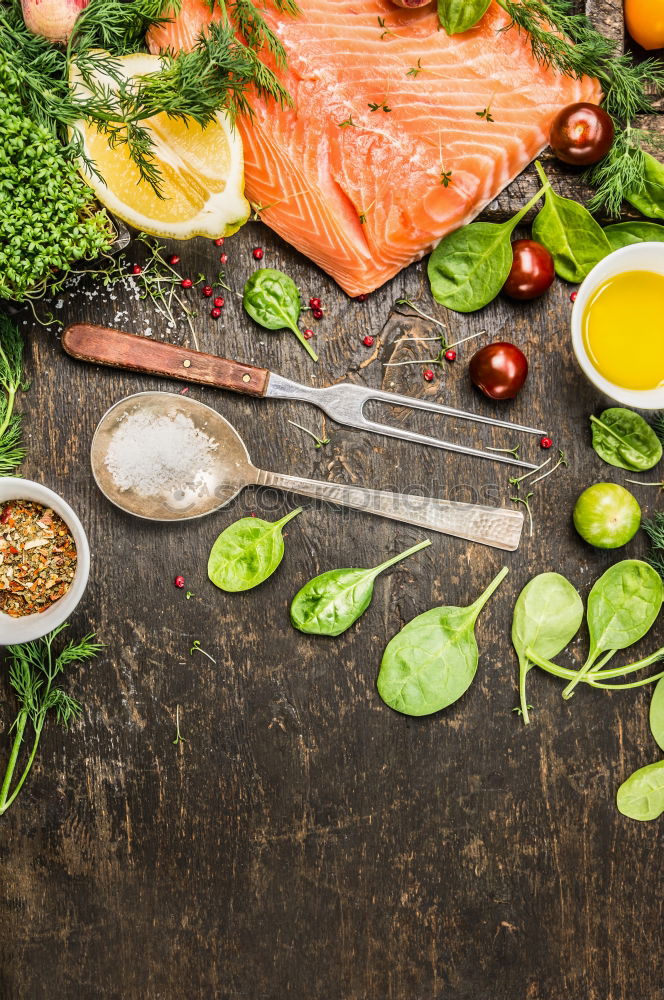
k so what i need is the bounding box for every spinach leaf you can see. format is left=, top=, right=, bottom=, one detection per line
left=590, top=408, right=663, bottom=472
left=427, top=187, right=547, bottom=312
left=438, top=0, right=490, bottom=34
left=291, top=539, right=430, bottom=637
left=604, top=220, right=664, bottom=251
left=563, top=560, right=664, bottom=698
left=532, top=161, right=611, bottom=282
left=208, top=508, right=302, bottom=592
left=650, top=677, right=664, bottom=752
left=511, top=573, right=584, bottom=724
left=617, top=760, right=664, bottom=821
left=625, top=153, right=664, bottom=220
left=377, top=567, right=508, bottom=716
left=243, top=268, right=317, bottom=362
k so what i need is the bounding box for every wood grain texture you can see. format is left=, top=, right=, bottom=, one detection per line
left=63, top=324, right=271, bottom=398
left=1, top=3, right=663, bottom=997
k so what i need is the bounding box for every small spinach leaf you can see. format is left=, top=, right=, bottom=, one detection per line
left=604, top=220, right=664, bottom=250
left=208, top=508, right=302, bottom=592
left=590, top=408, right=663, bottom=472
left=290, top=539, right=430, bottom=636
left=511, top=573, right=584, bottom=724
left=563, top=560, right=664, bottom=698
left=377, top=567, right=508, bottom=716
left=438, top=0, right=490, bottom=35
left=625, top=153, right=664, bottom=220
left=532, top=161, right=611, bottom=282
left=617, top=760, right=664, bottom=821
left=650, top=677, right=664, bottom=752
left=428, top=187, right=546, bottom=312
left=243, top=268, right=317, bottom=361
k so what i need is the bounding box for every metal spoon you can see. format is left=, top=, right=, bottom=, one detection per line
left=91, top=392, right=523, bottom=550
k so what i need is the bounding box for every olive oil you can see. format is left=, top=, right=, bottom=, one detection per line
left=582, top=270, right=664, bottom=390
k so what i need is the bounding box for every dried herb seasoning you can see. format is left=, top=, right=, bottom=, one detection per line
left=0, top=501, right=77, bottom=617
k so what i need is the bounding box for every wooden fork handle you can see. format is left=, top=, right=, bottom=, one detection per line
left=62, top=323, right=271, bottom=398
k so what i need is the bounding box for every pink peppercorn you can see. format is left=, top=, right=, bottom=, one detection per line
left=131, top=264, right=142, bottom=275
left=214, top=296, right=225, bottom=308
left=356, top=293, right=368, bottom=302
left=312, top=307, right=324, bottom=320
left=174, top=576, right=185, bottom=588
left=444, top=349, right=457, bottom=362
left=211, top=308, right=221, bottom=319
left=423, top=368, right=435, bottom=382
left=303, top=329, right=314, bottom=340
left=309, top=297, right=321, bottom=309
left=169, top=254, right=180, bottom=266
left=363, top=335, right=374, bottom=347
left=202, top=285, right=213, bottom=297
left=181, top=278, right=193, bottom=289
left=214, top=238, right=224, bottom=246
left=570, top=291, right=578, bottom=302
left=220, top=252, right=228, bottom=264
left=540, top=436, right=553, bottom=449
left=252, top=247, right=264, bottom=260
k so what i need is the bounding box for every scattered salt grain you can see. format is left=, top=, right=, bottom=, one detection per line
left=105, top=410, right=218, bottom=497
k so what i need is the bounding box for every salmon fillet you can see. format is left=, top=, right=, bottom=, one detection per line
left=148, top=0, right=601, bottom=296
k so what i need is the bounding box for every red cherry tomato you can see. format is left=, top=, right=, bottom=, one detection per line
left=503, top=239, right=555, bottom=301
left=469, top=342, right=528, bottom=401
left=549, top=103, right=615, bottom=166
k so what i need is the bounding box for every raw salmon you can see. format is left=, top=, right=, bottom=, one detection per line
left=148, top=1, right=600, bottom=296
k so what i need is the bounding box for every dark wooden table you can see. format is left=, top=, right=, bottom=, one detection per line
left=2, top=11, right=664, bottom=1000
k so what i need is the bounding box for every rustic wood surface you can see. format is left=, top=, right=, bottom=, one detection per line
left=2, top=4, right=664, bottom=997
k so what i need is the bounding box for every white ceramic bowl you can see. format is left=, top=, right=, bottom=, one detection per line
left=0, top=479, right=90, bottom=645
left=571, top=242, right=664, bottom=410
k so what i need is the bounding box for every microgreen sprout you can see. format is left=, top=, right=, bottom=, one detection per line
left=377, top=15, right=395, bottom=38
left=510, top=491, right=534, bottom=536
left=530, top=449, right=568, bottom=484
left=407, top=59, right=423, bottom=77
left=509, top=457, right=552, bottom=493
left=487, top=444, right=520, bottom=459
left=288, top=419, right=330, bottom=449
left=185, top=591, right=195, bottom=600
left=190, top=640, right=216, bottom=664
left=172, top=705, right=186, bottom=746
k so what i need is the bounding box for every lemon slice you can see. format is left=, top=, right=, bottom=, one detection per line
left=71, top=52, right=250, bottom=239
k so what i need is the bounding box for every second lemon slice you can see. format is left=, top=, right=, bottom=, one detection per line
left=71, top=52, right=250, bottom=239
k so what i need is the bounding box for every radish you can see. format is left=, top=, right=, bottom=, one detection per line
left=21, top=0, right=89, bottom=42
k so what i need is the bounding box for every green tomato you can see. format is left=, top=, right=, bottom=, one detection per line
left=573, top=483, right=641, bottom=549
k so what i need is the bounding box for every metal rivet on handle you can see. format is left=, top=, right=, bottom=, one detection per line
left=242, top=374, right=251, bottom=383
left=183, top=359, right=191, bottom=368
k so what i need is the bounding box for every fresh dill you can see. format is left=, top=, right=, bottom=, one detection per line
left=492, top=0, right=664, bottom=213
left=644, top=513, right=664, bottom=581
left=368, top=99, right=391, bottom=113
left=0, top=625, right=103, bottom=815
left=476, top=107, right=494, bottom=122
left=440, top=169, right=453, bottom=187
left=0, top=315, right=29, bottom=477
left=0, top=0, right=299, bottom=194
left=377, top=16, right=394, bottom=39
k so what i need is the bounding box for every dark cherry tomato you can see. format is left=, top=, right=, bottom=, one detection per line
left=549, top=102, right=614, bottom=166
left=503, top=239, right=555, bottom=301
left=469, top=342, right=528, bottom=401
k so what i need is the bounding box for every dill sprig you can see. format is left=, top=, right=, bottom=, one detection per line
left=0, top=0, right=298, bottom=193
left=644, top=513, right=664, bottom=581
left=0, top=314, right=29, bottom=476
left=494, top=0, right=664, bottom=214
left=0, top=625, right=103, bottom=815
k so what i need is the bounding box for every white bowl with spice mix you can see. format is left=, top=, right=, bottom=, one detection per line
left=0, top=479, right=90, bottom=645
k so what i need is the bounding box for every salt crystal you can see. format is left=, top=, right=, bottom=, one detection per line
left=105, top=410, right=218, bottom=497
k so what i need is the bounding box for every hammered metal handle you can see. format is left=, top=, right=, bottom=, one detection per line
left=256, top=471, right=523, bottom=550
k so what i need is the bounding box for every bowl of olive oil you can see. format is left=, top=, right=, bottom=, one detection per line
left=571, top=243, right=664, bottom=409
